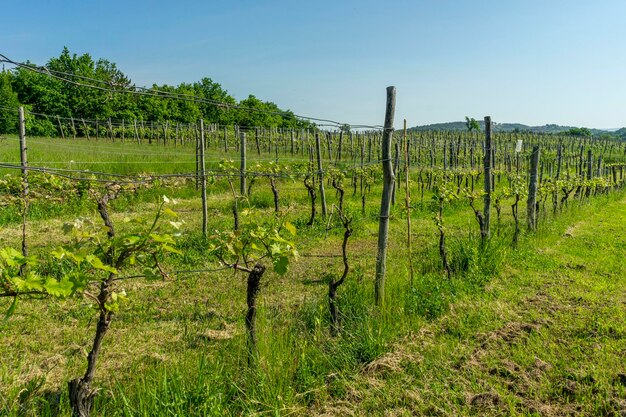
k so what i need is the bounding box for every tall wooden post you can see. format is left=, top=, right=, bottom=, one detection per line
left=482, top=116, right=492, bottom=244
left=556, top=142, right=563, bottom=180
left=71, top=117, right=77, bottom=140
left=375, top=86, right=396, bottom=307
left=315, top=133, right=328, bottom=218
left=223, top=126, right=228, bottom=152
left=19, top=107, right=28, bottom=259
left=200, top=120, right=208, bottom=237
left=527, top=145, right=540, bottom=231
left=404, top=119, right=414, bottom=285
left=240, top=132, right=247, bottom=196
left=195, top=126, right=199, bottom=191
left=82, top=118, right=91, bottom=141
left=585, top=149, right=593, bottom=198
left=57, top=116, right=65, bottom=139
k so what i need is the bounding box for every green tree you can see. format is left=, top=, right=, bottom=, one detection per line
left=565, top=127, right=592, bottom=137
left=0, top=70, right=20, bottom=133
left=465, top=116, right=481, bottom=132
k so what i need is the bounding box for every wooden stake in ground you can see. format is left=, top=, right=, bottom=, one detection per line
left=199, top=119, right=208, bottom=237
left=315, top=133, right=328, bottom=218
left=375, top=86, right=396, bottom=307
left=527, top=145, right=540, bottom=231
left=403, top=119, right=414, bottom=285
left=240, top=132, right=247, bottom=196
left=57, top=115, right=65, bottom=139
left=18, top=107, right=28, bottom=260
left=482, top=116, right=492, bottom=244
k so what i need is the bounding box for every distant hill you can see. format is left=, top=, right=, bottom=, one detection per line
left=614, top=128, right=626, bottom=139
left=408, top=121, right=619, bottom=137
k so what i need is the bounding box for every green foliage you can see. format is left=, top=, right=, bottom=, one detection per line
left=0, top=70, right=20, bottom=133
left=1, top=195, right=181, bottom=317
left=565, top=127, right=592, bottom=137
left=208, top=210, right=298, bottom=275
left=6, top=48, right=316, bottom=131
left=464, top=116, right=481, bottom=132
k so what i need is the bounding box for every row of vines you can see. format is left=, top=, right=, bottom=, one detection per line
left=1, top=110, right=626, bottom=416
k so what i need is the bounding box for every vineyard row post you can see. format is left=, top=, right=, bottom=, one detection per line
left=240, top=132, right=247, bottom=196
left=482, top=116, right=492, bottom=244
left=527, top=145, right=540, bottom=231
left=403, top=119, right=414, bottom=285
left=315, top=133, right=328, bottom=218
left=200, top=119, right=208, bottom=237
left=375, top=86, right=396, bottom=307
left=19, top=106, right=29, bottom=262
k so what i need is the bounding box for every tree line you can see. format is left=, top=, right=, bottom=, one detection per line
left=0, top=47, right=314, bottom=135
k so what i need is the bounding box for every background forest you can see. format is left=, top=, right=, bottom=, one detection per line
left=0, top=47, right=313, bottom=136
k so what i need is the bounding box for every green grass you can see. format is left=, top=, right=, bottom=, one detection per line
left=0, top=136, right=625, bottom=416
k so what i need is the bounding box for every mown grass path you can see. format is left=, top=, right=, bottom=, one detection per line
left=314, top=194, right=626, bottom=416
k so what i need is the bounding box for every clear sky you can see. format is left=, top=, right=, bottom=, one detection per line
left=2, top=0, right=625, bottom=129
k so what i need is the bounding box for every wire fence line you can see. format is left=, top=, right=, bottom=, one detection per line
left=0, top=162, right=383, bottom=185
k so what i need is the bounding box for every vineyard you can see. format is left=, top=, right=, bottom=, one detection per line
left=1, top=90, right=626, bottom=417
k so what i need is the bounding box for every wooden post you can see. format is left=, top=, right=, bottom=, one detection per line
left=223, top=126, right=228, bottom=152
left=338, top=131, right=343, bottom=162
left=404, top=119, right=414, bottom=285
left=82, top=118, right=91, bottom=141
left=240, top=132, right=247, bottom=196
left=375, top=86, right=396, bottom=307
left=391, top=141, right=399, bottom=205
left=556, top=142, right=563, bottom=180
left=57, top=116, right=65, bottom=139
left=19, top=107, right=28, bottom=259
left=70, top=117, right=77, bottom=140
left=482, top=116, right=492, bottom=244
left=315, top=133, right=328, bottom=218
left=585, top=149, right=593, bottom=198
left=200, top=120, right=208, bottom=237
left=195, top=126, right=200, bottom=191
left=527, top=145, right=540, bottom=231
left=133, top=119, right=140, bottom=144
left=108, top=118, right=114, bottom=142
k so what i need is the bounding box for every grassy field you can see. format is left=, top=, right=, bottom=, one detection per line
left=0, top=136, right=625, bottom=416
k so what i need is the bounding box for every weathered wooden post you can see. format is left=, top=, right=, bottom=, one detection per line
left=195, top=126, right=199, bottom=191
left=57, top=116, right=65, bottom=139
left=375, top=86, right=396, bottom=307
left=391, top=141, right=399, bottom=205
left=71, top=117, right=77, bottom=140
left=200, top=120, right=208, bottom=237
left=240, top=132, right=247, bottom=196
left=19, top=106, right=28, bottom=259
left=255, top=128, right=260, bottom=155
left=223, top=126, right=228, bottom=152
left=315, top=133, right=328, bottom=218
left=527, top=145, right=540, bottom=231
left=585, top=149, right=593, bottom=198
left=404, top=119, right=414, bottom=285
left=338, top=130, right=343, bottom=162
left=82, top=118, right=91, bottom=141
left=482, top=116, right=492, bottom=244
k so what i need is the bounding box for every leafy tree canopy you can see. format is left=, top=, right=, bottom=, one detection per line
left=1, top=48, right=315, bottom=133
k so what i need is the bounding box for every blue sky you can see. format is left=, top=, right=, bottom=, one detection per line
left=2, top=0, right=625, bottom=128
